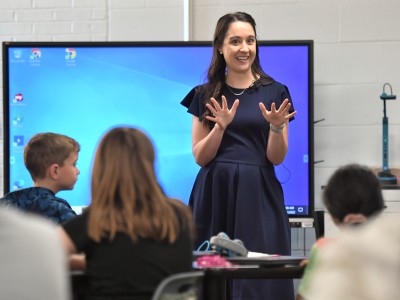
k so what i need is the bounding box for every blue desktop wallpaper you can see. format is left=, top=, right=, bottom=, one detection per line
left=6, top=43, right=311, bottom=215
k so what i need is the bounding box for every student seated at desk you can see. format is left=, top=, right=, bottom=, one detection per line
left=58, top=126, right=194, bottom=300
left=303, top=213, right=400, bottom=300
left=296, top=164, right=385, bottom=300
left=0, top=205, right=71, bottom=300
left=0, top=132, right=80, bottom=224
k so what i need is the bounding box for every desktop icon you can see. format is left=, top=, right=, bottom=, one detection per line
left=12, top=114, right=23, bottom=127
left=13, top=135, right=24, bottom=147
left=30, top=48, right=41, bottom=59
left=65, top=48, right=76, bottom=59
left=13, top=49, right=22, bottom=59
left=13, top=179, right=25, bottom=190
left=13, top=93, right=24, bottom=103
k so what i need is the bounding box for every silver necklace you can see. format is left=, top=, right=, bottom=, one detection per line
left=226, top=85, right=246, bottom=96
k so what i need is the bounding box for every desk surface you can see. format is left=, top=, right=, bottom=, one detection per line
left=193, top=251, right=305, bottom=266
left=194, top=255, right=304, bottom=279
left=227, top=255, right=305, bottom=266
left=199, top=262, right=304, bottom=300
left=71, top=256, right=304, bottom=300
left=203, top=265, right=304, bottom=279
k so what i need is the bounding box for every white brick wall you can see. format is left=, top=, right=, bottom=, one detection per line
left=1, top=0, right=400, bottom=255
left=0, top=0, right=31, bottom=10
left=109, top=7, right=184, bottom=40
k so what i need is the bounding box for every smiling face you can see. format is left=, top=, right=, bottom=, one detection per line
left=219, top=21, right=257, bottom=78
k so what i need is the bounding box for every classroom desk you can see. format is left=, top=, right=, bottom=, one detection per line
left=71, top=256, right=305, bottom=300
left=200, top=256, right=305, bottom=300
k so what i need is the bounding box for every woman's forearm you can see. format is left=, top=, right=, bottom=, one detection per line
left=193, top=124, right=225, bottom=167
left=266, top=123, right=289, bottom=165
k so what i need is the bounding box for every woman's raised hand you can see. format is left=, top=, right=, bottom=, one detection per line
left=206, top=95, right=239, bottom=130
left=259, top=98, right=296, bottom=127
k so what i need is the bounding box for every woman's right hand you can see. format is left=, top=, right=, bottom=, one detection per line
left=205, top=95, right=239, bottom=130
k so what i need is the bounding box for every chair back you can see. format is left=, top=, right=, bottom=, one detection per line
left=151, top=270, right=204, bottom=300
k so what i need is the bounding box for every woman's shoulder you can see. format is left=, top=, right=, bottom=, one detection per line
left=259, top=79, right=286, bottom=90
left=180, top=83, right=208, bottom=108
left=257, top=80, right=292, bottom=101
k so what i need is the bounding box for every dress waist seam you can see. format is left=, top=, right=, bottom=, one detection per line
left=213, top=159, right=269, bottom=167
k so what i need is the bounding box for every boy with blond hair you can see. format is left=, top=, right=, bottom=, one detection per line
left=0, top=132, right=80, bottom=224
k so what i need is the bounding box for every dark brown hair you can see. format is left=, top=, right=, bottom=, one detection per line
left=88, top=126, right=193, bottom=243
left=24, top=132, right=80, bottom=180
left=323, top=164, right=385, bottom=223
left=200, top=11, right=274, bottom=126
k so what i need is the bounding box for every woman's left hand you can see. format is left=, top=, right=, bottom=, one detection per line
left=259, top=98, right=297, bottom=127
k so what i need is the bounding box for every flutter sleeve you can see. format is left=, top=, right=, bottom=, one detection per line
left=180, top=85, right=206, bottom=120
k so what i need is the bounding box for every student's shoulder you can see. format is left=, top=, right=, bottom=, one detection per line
left=315, top=237, right=334, bottom=248
left=167, top=198, right=192, bottom=222
left=167, top=198, right=190, bottom=213
left=0, top=187, right=44, bottom=201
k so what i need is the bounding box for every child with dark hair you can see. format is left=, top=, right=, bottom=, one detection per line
left=302, top=213, right=400, bottom=300
left=0, top=132, right=80, bottom=224
left=296, top=163, right=385, bottom=300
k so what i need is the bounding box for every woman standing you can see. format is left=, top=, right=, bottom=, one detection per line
left=181, top=12, right=296, bottom=300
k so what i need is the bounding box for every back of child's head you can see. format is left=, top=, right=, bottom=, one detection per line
left=24, top=133, right=80, bottom=181
left=91, top=126, right=158, bottom=196
left=323, top=164, right=385, bottom=223
left=89, top=126, right=191, bottom=243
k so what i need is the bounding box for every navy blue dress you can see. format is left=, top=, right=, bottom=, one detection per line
left=181, top=81, right=295, bottom=300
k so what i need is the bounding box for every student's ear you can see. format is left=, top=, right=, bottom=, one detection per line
left=48, top=164, right=60, bottom=179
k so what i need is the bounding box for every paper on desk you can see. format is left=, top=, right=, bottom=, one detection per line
left=247, top=251, right=275, bottom=257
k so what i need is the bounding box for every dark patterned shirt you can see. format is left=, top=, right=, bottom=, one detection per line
left=0, top=187, right=77, bottom=224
